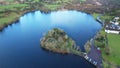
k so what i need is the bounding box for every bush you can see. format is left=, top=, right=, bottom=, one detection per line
left=105, top=46, right=110, bottom=55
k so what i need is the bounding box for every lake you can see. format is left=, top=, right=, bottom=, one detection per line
left=0, top=10, right=101, bottom=68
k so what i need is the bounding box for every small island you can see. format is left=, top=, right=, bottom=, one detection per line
left=40, top=28, right=81, bottom=54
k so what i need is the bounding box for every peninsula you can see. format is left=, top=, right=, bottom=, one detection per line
left=40, top=28, right=81, bottom=55
left=40, top=28, right=103, bottom=68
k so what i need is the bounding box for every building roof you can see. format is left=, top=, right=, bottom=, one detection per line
left=106, top=23, right=120, bottom=31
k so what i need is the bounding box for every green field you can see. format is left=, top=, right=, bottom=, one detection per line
left=0, top=4, right=28, bottom=11
left=0, top=4, right=29, bottom=30
left=94, top=29, right=120, bottom=68
left=102, top=34, right=120, bottom=66
left=0, top=12, right=21, bottom=24
left=45, top=4, right=61, bottom=10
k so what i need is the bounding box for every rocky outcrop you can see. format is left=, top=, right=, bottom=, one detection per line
left=40, top=28, right=81, bottom=54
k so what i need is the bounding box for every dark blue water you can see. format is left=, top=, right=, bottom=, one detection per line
left=0, top=11, right=101, bottom=68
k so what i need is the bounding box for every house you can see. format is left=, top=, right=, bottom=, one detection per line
left=105, top=23, right=120, bottom=34
left=105, top=17, right=120, bottom=34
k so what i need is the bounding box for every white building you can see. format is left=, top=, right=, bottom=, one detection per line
left=105, top=17, right=120, bottom=34
left=105, top=30, right=120, bottom=34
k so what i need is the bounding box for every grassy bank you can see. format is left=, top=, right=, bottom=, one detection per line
left=95, top=29, right=120, bottom=68
left=102, top=34, right=120, bottom=66
left=0, top=3, right=29, bottom=31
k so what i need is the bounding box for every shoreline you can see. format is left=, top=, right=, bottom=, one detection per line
left=0, top=8, right=103, bottom=32
left=0, top=1, right=113, bottom=32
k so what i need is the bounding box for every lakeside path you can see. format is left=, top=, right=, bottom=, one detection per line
left=76, top=38, right=103, bottom=68
left=87, top=39, right=103, bottom=68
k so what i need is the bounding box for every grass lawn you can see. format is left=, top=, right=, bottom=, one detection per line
left=0, top=12, right=21, bottom=25
left=0, top=4, right=28, bottom=12
left=102, top=34, right=120, bottom=66
left=95, top=30, right=120, bottom=67
left=45, top=4, right=61, bottom=10
left=0, top=4, right=29, bottom=29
